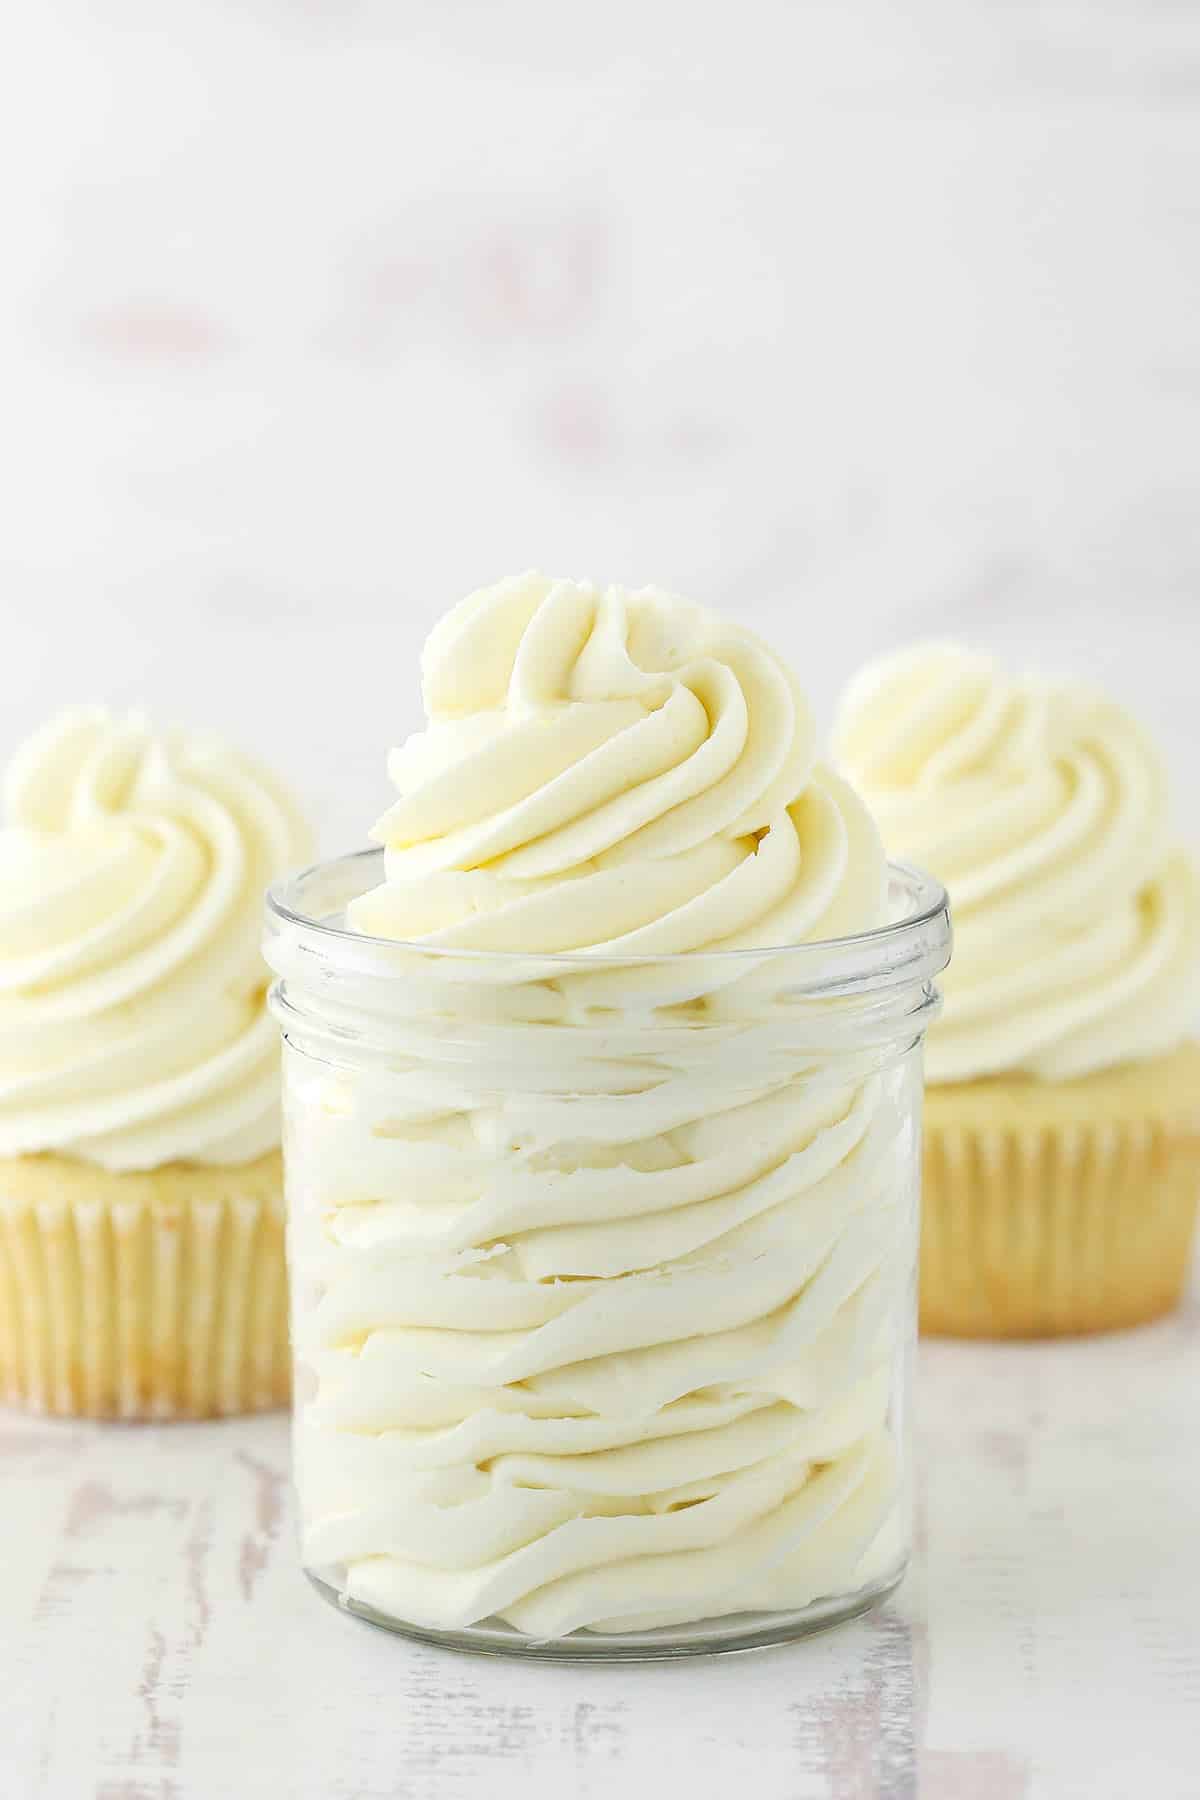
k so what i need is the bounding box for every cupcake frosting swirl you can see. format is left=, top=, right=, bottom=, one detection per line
left=833, top=644, right=1200, bottom=1082
left=0, top=707, right=312, bottom=1170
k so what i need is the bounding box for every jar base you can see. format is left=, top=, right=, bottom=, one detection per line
left=304, top=1562, right=908, bottom=1662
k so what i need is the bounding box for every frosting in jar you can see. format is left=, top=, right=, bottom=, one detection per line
left=833, top=643, right=1200, bottom=1083
left=280, top=575, right=930, bottom=1636
left=0, top=707, right=312, bottom=1170
left=349, top=573, right=887, bottom=954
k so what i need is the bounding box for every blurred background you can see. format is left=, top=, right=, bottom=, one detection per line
left=2, top=1, right=1198, bottom=848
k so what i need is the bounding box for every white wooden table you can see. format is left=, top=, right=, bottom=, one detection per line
left=4, top=1272, right=1198, bottom=1800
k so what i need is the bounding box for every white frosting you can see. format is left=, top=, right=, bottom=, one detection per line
left=833, top=644, right=1200, bottom=1083
left=348, top=574, right=886, bottom=954
left=282, top=575, right=925, bottom=1636
left=0, top=707, right=312, bottom=1170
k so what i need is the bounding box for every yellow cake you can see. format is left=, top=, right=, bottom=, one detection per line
left=834, top=644, right=1200, bottom=1337
left=0, top=1150, right=288, bottom=1418
left=0, top=708, right=311, bottom=1415
left=922, top=1042, right=1200, bottom=1336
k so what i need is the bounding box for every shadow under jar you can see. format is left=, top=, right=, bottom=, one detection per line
left=265, top=850, right=950, bottom=1660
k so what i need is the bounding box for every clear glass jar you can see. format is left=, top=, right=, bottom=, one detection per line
left=265, top=850, right=949, bottom=1661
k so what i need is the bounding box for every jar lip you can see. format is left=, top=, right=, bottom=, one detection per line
left=265, top=846, right=950, bottom=979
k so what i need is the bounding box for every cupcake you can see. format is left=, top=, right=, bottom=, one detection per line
left=0, top=707, right=312, bottom=1415
left=833, top=646, right=1200, bottom=1336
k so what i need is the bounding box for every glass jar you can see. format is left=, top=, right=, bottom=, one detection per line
left=265, top=849, right=950, bottom=1661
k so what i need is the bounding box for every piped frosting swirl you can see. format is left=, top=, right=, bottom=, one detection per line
left=833, top=643, right=1200, bottom=1082
left=0, top=707, right=311, bottom=1169
left=350, top=573, right=887, bottom=953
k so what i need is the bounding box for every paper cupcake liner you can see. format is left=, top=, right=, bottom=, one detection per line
left=921, top=1049, right=1200, bottom=1337
left=0, top=1152, right=289, bottom=1419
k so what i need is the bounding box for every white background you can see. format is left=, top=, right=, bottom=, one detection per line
left=1, top=1, right=1197, bottom=850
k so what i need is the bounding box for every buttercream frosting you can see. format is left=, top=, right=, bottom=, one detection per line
left=279, top=575, right=936, bottom=1637
left=833, top=643, right=1200, bottom=1083
left=0, top=707, right=312, bottom=1170
left=349, top=573, right=887, bottom=954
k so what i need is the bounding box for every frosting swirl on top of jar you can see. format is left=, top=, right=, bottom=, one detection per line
left=348, top=573, right=887, bottom=953
left=833, top=643, right=1200, bottom=1083
left=0, top=707, right=312, bottom=1170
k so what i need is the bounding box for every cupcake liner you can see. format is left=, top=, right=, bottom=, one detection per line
left=921, top=1046, right=1200, bottom=1338
left=0, top=1152, right=289, bottom=1419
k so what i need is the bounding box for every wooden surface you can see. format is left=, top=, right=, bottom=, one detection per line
left=4, top=1268, right=1198, bottom=1800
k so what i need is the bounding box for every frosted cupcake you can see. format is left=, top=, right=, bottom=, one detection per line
left=0, top=708, right=312, bottom=1415
left=834, top=646, right=1200, bottom=1336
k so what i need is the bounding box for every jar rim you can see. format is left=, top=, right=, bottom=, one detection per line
left=265, top=847, right=951, bottom=987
